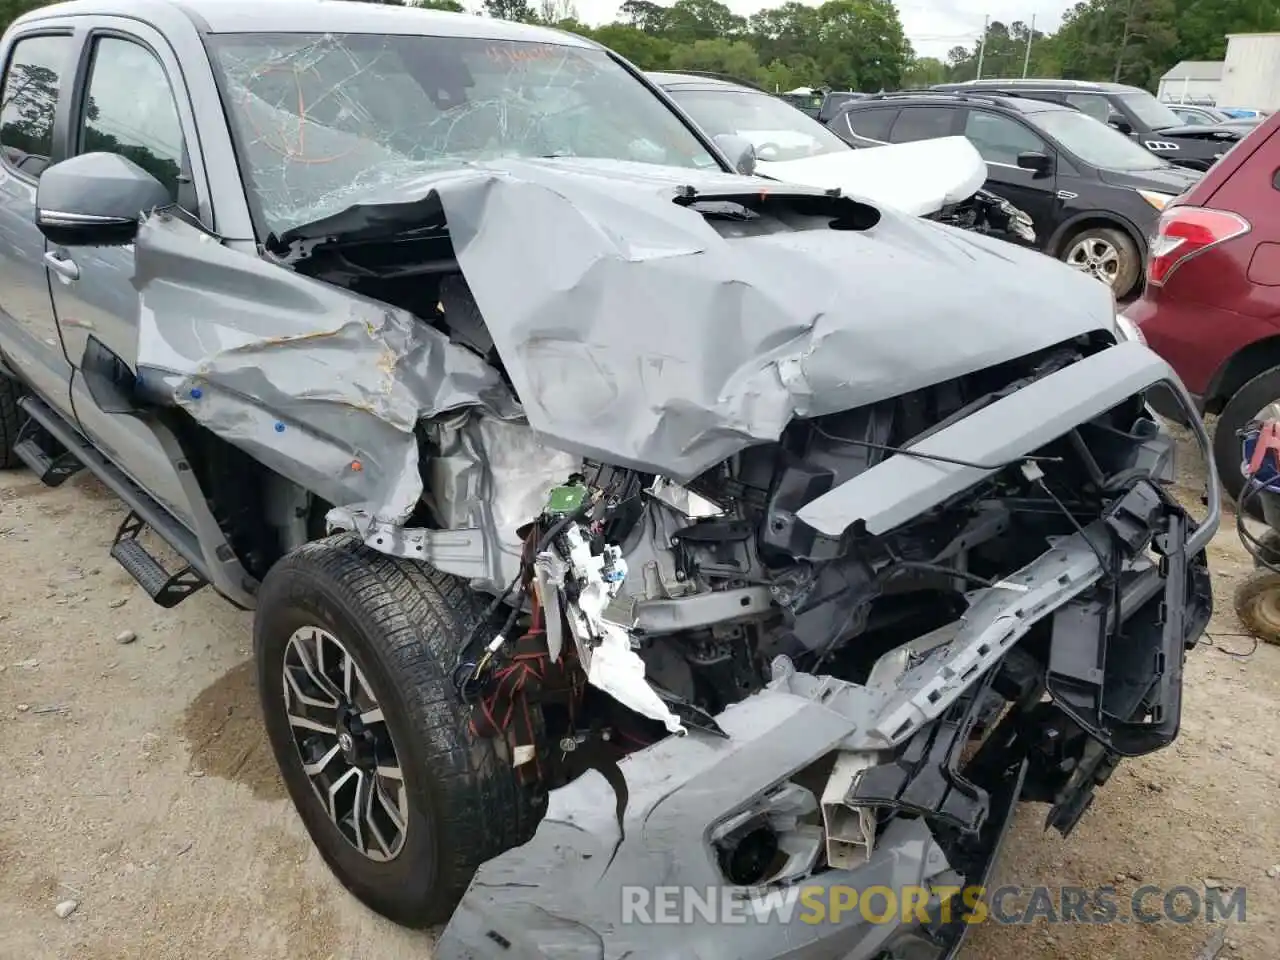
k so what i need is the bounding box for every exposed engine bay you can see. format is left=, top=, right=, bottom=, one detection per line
left=390, top=314, right=1212, bottom=813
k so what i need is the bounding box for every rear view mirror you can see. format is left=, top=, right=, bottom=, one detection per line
left=1108, top=114, right=1133, bottom=135
left=714, top=134, right=758, bottom=177
left=35, top=152, right=172, bottom=247
left=1016, top=151, right=1053, bottom=176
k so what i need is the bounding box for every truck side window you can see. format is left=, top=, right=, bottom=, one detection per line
left=0, top=35, right=74, bottom=178
left=78, top=37, right=186, bottom=201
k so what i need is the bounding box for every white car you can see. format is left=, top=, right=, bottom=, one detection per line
left=652, top=71, right=987, bottom=218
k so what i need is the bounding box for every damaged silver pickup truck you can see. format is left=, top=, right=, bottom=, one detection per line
left=0, top=2, right=1218, bottom=957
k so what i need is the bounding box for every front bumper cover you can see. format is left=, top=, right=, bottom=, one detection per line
left=434, top=344, right=1218, bottom=960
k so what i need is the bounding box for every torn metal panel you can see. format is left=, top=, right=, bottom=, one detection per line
left=132, top=211, right=520, bottom=532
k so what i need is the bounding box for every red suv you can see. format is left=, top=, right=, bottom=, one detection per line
left=1127, top=111, right=1280, bottom=502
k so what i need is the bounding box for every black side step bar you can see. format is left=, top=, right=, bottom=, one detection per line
left=12, top=417, right=84, bottom=487
left=110, top=510, right=208, bottom=608
left=19, top=395, right=214, bottom=603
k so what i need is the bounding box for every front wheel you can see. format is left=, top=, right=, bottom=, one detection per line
left=254, top=535, right=538, bottom=927
left=1060, top=225, right=1141, bottom=299
left=1213, top=366, right=1280, bottom=517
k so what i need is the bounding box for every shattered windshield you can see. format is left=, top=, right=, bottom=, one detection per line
left=207, top=33, right=720, bottom=236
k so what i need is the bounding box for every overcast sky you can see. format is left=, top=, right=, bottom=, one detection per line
left=570, top=0, right=1078, bottom=59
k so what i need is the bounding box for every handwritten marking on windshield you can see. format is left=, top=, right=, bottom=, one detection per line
left=485, top=44, right=566, bottom=65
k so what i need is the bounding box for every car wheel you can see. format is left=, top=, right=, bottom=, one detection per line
left=1233, top=569, right=1280, bottom=645
left=1213, top=366, right=1280, bottom=517
left=254, top=534, right=539, bottom=927
left=1060, top=226, right=1141, bottom=298
left=0, top=375, right=22, bottom=470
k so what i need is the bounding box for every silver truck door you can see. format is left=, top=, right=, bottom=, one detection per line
left=47, top=22, right=216, bottom=528
left=0, top=27, right=77, bottom=414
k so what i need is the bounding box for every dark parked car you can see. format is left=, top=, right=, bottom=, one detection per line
left=1126, top=111, right=1280, bottom=504
left=933, top=79, right=1244, bottom=171
left=829, top=90, right=1202, bottom=297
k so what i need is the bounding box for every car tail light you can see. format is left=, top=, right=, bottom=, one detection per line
left=1147, top=206, right=1250, bottom=285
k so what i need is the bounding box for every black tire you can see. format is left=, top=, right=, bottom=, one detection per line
left=254, top=534, right=538, bottom=927
left=1059, top=225, right=1142, bottom=299
left=0, top=375, right=21, bottom=469
left=1213, top=365, right=1280, bottom=516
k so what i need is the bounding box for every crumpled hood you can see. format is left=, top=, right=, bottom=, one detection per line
left=283, top=156, right=1115, bottom=480
left=135, top=156, right=1115, bottom=534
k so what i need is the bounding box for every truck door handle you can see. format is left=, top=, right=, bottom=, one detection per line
left=43, top=250, right=79, bottom=282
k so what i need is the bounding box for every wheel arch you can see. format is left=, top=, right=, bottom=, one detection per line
left=1204, top=336, right=1280, bottom=414
left=1047, top=210, right=1147, bottom=260
left=165, top=414, right=335, bottom=582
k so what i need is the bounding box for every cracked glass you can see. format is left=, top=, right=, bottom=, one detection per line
left=208, top=32, right=719, bottom=237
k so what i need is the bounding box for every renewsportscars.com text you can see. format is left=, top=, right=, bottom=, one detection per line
left=620, top=884, right=1247, bottom=926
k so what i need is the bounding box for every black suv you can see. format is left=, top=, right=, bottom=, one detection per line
left=932, top=79, right=1243, bottom=171
left=827, top=90, right=1201, bottom=298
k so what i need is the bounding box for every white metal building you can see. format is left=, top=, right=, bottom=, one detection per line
left=1157, top=61, right=1223, bottom=103
left=1219, top=33, right=1280, bottom=109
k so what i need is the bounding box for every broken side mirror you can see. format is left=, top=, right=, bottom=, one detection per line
left=1108, top=114, right=1133, bottom=135
left=714, top=134, right=758, bottom=177
left=1016, top=151, right=1053, bottom=176
left=35, top=152, right=172, bottom=247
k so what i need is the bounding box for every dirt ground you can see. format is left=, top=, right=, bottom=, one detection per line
left=0, top=433, right=1277, bottom=960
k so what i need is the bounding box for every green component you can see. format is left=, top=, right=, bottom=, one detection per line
left=545, top=483, right=588, bottom=517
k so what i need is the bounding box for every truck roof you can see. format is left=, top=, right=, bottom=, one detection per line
left=16, top=0, right=594, bottom=45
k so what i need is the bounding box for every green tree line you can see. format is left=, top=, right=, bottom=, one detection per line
left=940, top=0, right=1280, bottom=92
left=3, top=0, right=1279, bottom=95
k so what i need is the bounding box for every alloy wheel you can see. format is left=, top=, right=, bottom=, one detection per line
left=282, top=626, right=409, bottom=861
left=1064, top=235, right=1123, bottom=287
left=1252, top=401, right=1280, bottom=424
